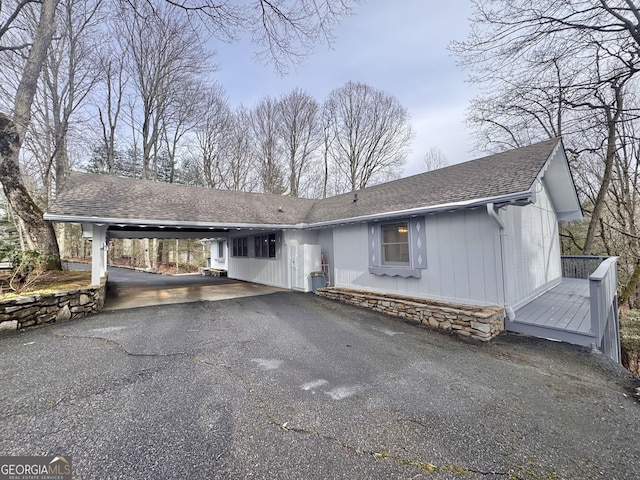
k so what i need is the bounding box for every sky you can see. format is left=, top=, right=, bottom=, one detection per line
left=212, top=1, right=477, bottom=178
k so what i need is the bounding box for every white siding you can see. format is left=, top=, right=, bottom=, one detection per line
left=503, top=182, right=562, bottom=310
left=332, top=210, right=504, bottom=306
left=227, top=229, right=332, bottom=290
left=315, top=228, right=335, bottom=286
left=210, top=240, right=228, bottom=270
left=227, top=232, right=288, bottom=288
left=223, top=189, right=562, bottom=311
left=230, top=257, right=287, bottom=288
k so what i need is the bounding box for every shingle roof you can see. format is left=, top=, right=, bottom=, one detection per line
left=304, top=137, right=562, bottom=224
left=46, top=138, right=562, bottom=227
left=48, top=174, right=315, bottom=225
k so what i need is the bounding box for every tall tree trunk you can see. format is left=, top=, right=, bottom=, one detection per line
left=142, top=238, right=151, bottom=270
left=583, top=86, right=623, bottom=255
left=583, top=125, right=617, bottom=254
left=151, top=238, right=158, bottom=270
left=54, top=134, right=69, bottom=193
left=0, top=0, right=62, bottom=269
left=620, top=259, right=640, bottom=307
left=175, top=239, right=179, bottom=273
left=0, top=121, right=61, bottom=268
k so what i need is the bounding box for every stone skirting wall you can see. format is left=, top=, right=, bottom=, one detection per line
left=0, top=281, right=106, bottom=331
left=316, top=287, right=505, bottom=341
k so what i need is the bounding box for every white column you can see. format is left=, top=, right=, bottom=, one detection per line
left=91, top=225, right=108, bottom=285
left=101, top=232, right=108, bottom=278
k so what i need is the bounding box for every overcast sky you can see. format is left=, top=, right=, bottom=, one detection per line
left=212, top=1, right=477, bottom=178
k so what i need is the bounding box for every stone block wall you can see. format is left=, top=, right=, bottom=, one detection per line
left=316, top=287, right=504, bottom=341
left=0, top=282, right=106, bottom=331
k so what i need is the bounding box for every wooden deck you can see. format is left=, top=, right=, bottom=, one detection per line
left=506, top=278, right=597, bottom=348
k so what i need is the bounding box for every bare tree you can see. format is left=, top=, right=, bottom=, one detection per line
left=0, top=0, right=61, bottom=268
left=161, top=78, right=207, bottom=183
left=277, top=88, right=321, bottom=197
left=96, top=38, right=127, bottom=175
left=251, top=96, right=286, bottom=194
left=606, top=118, right=640, bottom=305
left=154, top=0, right=356, bottom=73
left=224, top=106, right=258, bottom=192
left=185, top=101, right=258, bottom=192
left=0, top=0, right=42, bottom=53
left=320, top=104, right=335, bottom=198
left=29, top=0, right=103, bottom=199
left=452, top=0, right=640, bottom=255
left=422, top=146, right=449, bottom=172
left=192, top=85, right=233, bottom=188
left=455, top=1, right=640, bottom=77
left=116, top=0, right=213, bottom=180
left=0, top=0, right=356, bottom=269
left=324, top=81, right=413, bottom=193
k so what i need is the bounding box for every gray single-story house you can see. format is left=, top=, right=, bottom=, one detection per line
left=44, top=138, right=620, bottom=360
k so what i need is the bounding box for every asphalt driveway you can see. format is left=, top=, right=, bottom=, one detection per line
left=1, top=291, right=639, bottom=479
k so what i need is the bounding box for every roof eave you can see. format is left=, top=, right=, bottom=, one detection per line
left=45, top=190, right=536, bottom=230
left=304, top=190, right=535, bottom=228
left=534, top=138, right=583, bottom=221
left=42, top=213, right=306, bottom=231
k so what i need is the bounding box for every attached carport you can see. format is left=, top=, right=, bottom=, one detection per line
left=44, top=172, right=316, bottom=289
left=60, top=222, right=289, bottom=308
left=81, top=223, right=235, bottom=286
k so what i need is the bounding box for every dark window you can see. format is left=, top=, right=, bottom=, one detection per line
left=255, top=233, right=276, bottom=258
left=232, top=237, right=248, bottom=257
left=218, top=241, right=224, bottom=259
left=381, top=222, right=410, bottom=266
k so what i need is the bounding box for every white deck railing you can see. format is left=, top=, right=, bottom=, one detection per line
left=589, top=257, right=621, bottom=363
left=562, top=255, right=609, bottom=279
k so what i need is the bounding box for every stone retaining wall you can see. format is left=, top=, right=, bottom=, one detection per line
left=316, top=287, right=505, bottom=341
left=0, top=281, right=106, bottom=331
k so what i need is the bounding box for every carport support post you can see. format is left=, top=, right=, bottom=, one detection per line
left=91, top=225, right=108, bottom=286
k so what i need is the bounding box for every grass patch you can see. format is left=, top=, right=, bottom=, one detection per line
left=621, top=310, right=640, bottom=377
left=621, top=310, right=640, bottom=343
left=0, top=270, right=92, bottom=300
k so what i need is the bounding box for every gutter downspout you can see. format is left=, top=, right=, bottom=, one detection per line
left=487, top=203, right=516, bottom=322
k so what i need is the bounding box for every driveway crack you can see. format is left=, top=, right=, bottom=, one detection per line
left=193, top=356, right=508, bottom=478
left=51, top=332, right=191, bottom=358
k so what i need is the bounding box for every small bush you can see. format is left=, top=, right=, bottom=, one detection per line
left=177, top=260, right=205, bottom=273
left=0, top=242, right=53, bottom=294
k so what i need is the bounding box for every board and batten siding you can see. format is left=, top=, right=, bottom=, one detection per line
left=227, top=231, right=289, bottom=289
left=227, top=229, right=334, bottom=290
left=502, top=181, right=562, bottom=311
left=314, top=227, right=335, bottom=285
left=230, top=257, right=288, bottom=288
left=332, top=210, right=504, bottom=306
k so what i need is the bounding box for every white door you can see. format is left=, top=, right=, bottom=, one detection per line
left=290, top=244, right=300, bottom=290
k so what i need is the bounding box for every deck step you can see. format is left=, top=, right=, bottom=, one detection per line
left=199, top=267, right=227, bottom=277
left=506, top=319, right=596, bottom=348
